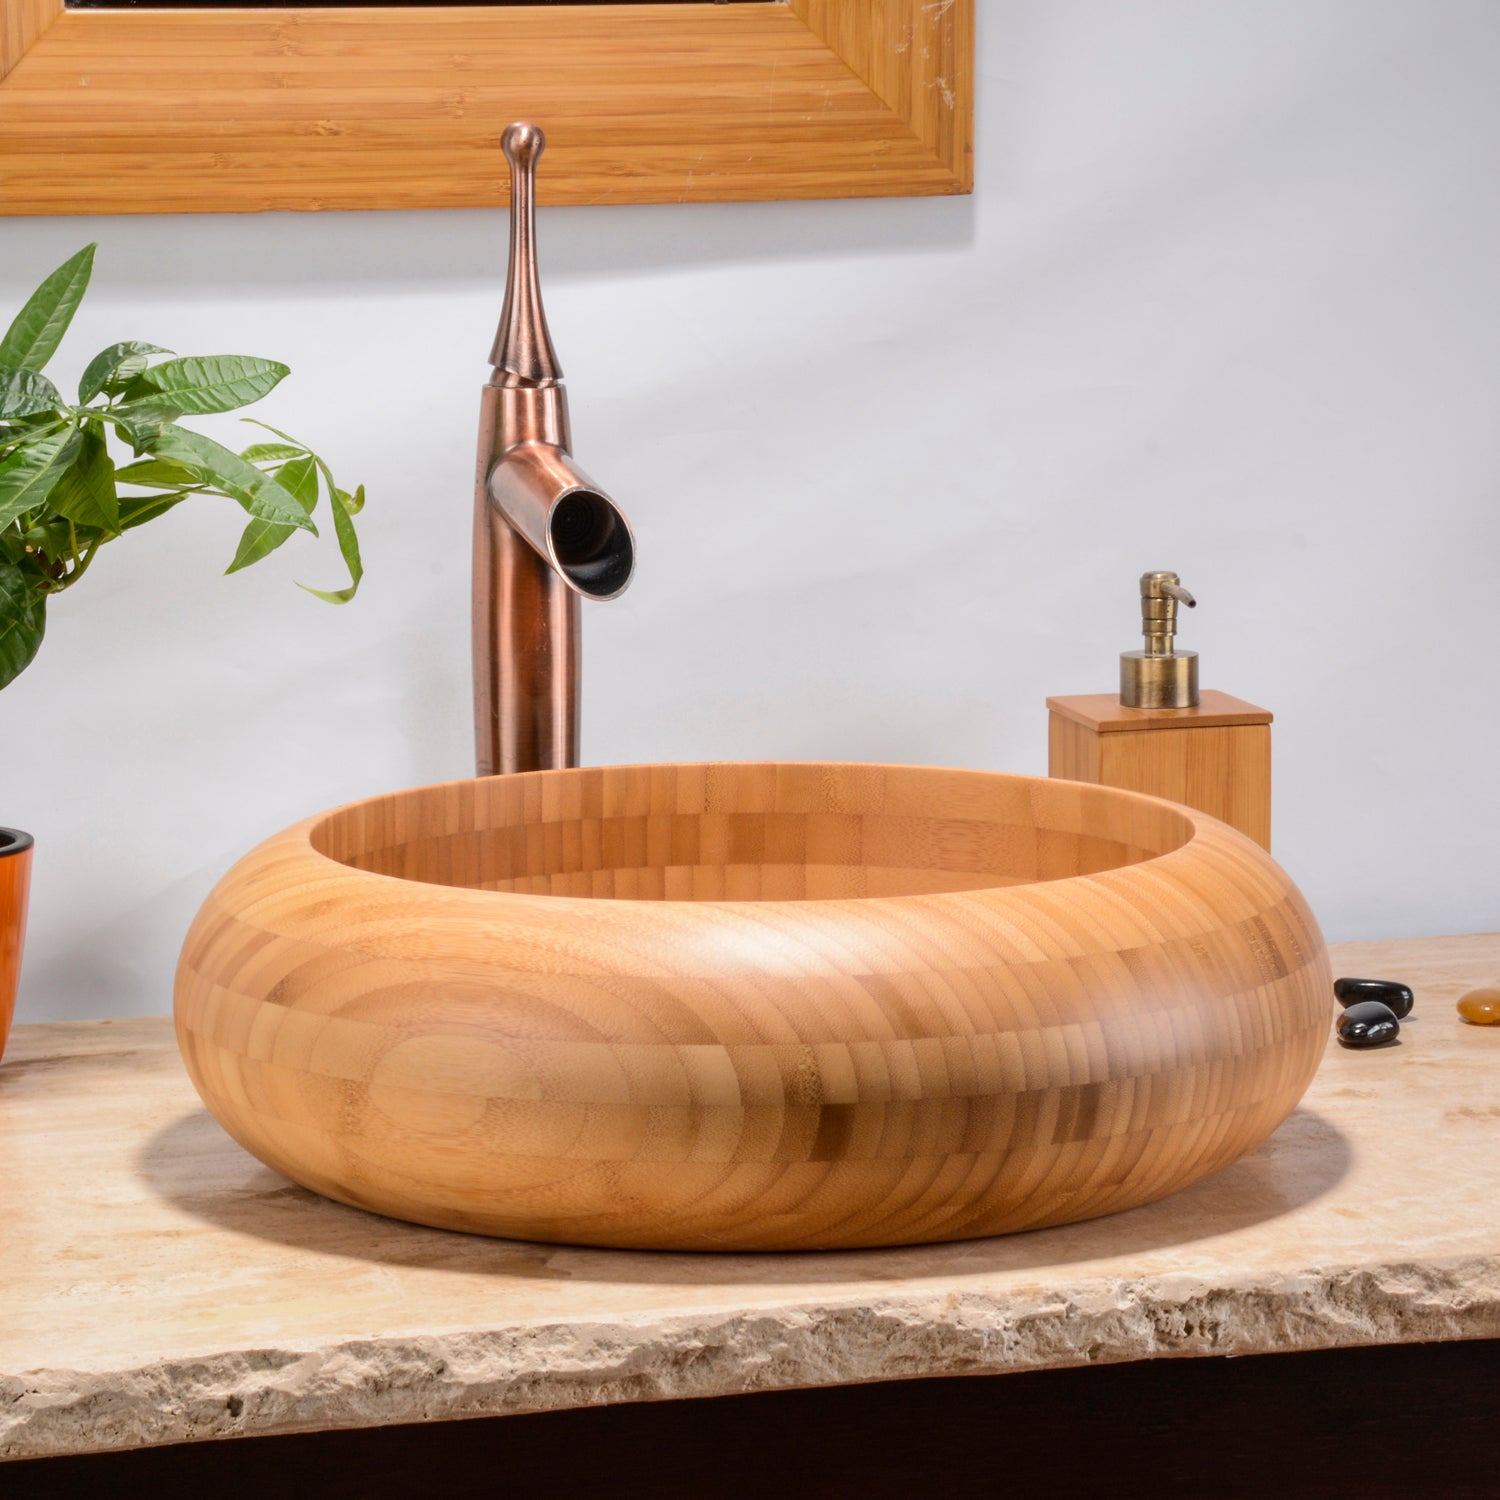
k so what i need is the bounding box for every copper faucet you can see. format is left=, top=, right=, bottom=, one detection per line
left=472, top=122, right=636, bottom=776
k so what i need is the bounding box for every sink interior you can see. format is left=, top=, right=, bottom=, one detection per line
left=310, top=761, right=1194, bottom=903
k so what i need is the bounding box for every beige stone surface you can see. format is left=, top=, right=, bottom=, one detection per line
left=2, top=933, right=1498, bottom=1461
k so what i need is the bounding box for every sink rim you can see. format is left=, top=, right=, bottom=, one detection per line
left=302, top=758, right=1202, bottom=911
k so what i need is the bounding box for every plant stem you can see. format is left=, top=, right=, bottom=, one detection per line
left=50, top=533, right=105, bottom=593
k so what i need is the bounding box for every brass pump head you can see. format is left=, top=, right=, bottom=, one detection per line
left=1120, top=571, right=1199, bottom=709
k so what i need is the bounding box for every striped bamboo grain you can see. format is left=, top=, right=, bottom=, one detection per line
left=0, top=1, right=973, bottom=215
left=174, top=762, right=1330, bottom=1251
left=1048, top=692, right=1275, bottom=851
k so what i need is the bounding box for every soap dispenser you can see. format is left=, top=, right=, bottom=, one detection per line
left=1120, top=570, right=1198, bottom=708
left=1046, top=572, right=1274, bottom=850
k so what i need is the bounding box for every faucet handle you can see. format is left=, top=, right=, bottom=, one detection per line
left=491, top=121, right=564, bottom=384
left=502, top=120, right=544, bottom=171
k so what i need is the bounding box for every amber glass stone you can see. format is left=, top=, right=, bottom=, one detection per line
left=1457, top=988, right=1500, bottom=1026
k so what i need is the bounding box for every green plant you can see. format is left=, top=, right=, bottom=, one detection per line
left=0, top=243, right=364, bottom=690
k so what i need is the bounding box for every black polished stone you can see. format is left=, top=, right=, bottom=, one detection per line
left=1336, top=1000, right=1401, bottom=1048
left=1334, top=976, right=1414, bottom=1018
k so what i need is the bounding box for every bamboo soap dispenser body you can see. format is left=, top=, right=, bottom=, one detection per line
left=1047, top=573, right=1274, bottom=850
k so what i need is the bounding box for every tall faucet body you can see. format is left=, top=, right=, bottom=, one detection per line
left=472, top=123, right=634, bottom=777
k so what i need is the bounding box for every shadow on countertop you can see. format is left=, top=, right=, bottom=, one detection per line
left=134, top=1105, right=1353, bottom=1289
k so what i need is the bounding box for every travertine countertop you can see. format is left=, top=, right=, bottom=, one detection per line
left=2, top=934, right=1498, bottom=1461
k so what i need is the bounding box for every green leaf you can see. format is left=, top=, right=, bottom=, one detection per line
left=287, top=441, right=364, bottom=603
left=276, top=453, right=319, bottom=511
left=239, top=417, right=306, bottom=448
left=143, top=425, right=316, bottom=534
left=239, top=442, right=304, bottom=464
left=115, top=456, right=202, bottom=490
left=225, top=453, right=317, bottom=574
left=0, top=415, right=66, bottom=458
left=236, top=417, right=364, bottom=599
left=110, top=397, right=184, bottom=434
left=0, top=245, right=96, bottom=373
left=225, top=517, right=297, bottom=574
left=117, top=489, right=190, bottom=532
left=111, top=407, right=179, bottom=454
left=77, top=341, right=170, bottom=404
left=298, top=481, right=363, bottom=604
left=15, top=518, right=73, bottom=575
left=0, top=367, right=63, bottom=420
left=0, top=563, right=46, bottom=689
left=0, top=426, right=81, bottom=528
left=48, top=421, right=119, bottom=532
left=123, top=355, right=289, bottom=416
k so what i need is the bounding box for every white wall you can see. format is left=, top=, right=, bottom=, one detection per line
left=4, top=0, right=1498, bottom=1022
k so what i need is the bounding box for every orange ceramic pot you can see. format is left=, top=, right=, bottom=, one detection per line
left=0, top=828, right=33, bottom=1064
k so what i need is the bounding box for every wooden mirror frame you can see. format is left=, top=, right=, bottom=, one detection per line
left=0, top=0, right=972, bottom=215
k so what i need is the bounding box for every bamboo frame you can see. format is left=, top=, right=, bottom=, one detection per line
left=0, top=0, right=973, bottom=215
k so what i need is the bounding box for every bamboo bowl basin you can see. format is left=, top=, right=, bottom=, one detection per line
left=175, top=762, right=1330, bottom=1251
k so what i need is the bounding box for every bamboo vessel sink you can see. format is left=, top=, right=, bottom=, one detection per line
left=175, top=763, right=1330, bottom=1251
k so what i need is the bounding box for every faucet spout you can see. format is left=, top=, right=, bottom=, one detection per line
left=490, top=443, right=633, bottom=602
left=472, top=123, right=635, bottom=778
